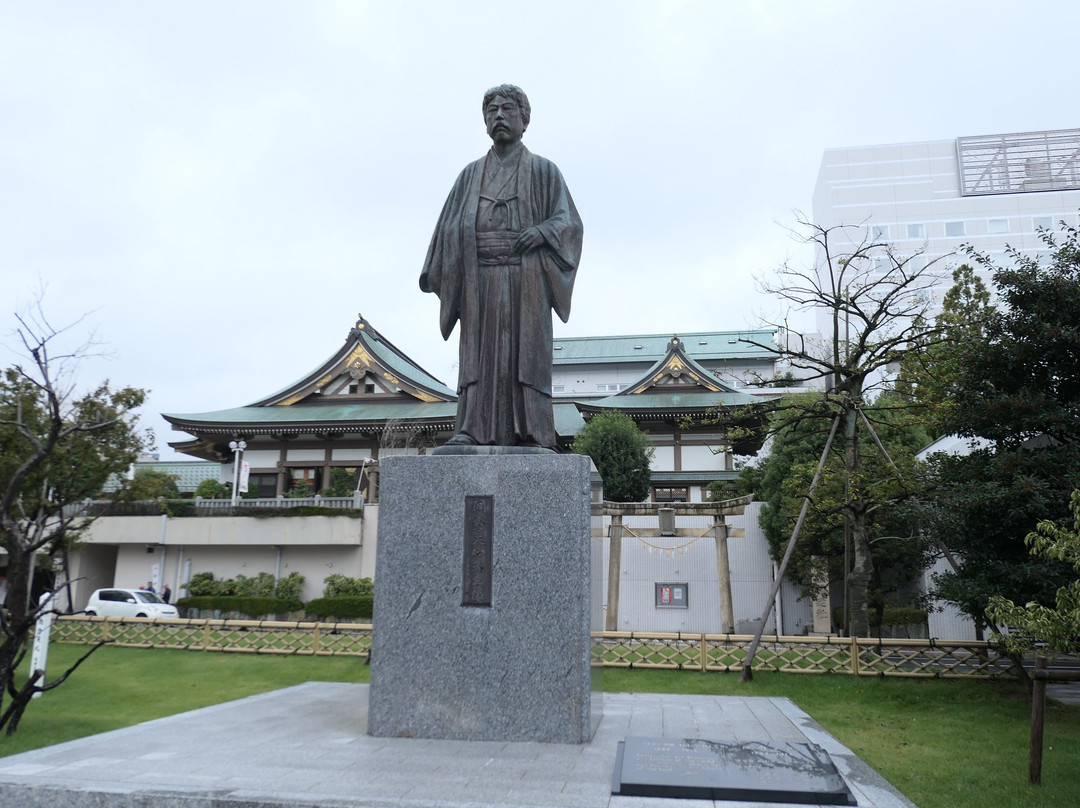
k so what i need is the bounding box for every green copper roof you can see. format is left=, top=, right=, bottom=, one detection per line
left=553, top=401, right=587, bottom=437
left=575, top=390, right=758, bottom=411
left=164, top=401, right=458, bottom=433
left=552, top=330, right=777, bottom=365
left=250, top=316, right=455, bottom=406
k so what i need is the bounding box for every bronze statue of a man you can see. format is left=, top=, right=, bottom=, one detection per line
left=420, top=84, right=583, bottom=451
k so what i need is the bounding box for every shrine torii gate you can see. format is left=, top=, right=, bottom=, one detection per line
left=594, top=495, right=753, bottom=632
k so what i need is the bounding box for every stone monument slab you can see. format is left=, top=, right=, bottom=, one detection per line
left=368, top=453, right=599, bottom=744
left=612, top=737, right=857, bottom=804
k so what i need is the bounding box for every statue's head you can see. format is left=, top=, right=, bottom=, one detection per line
left=483, top=84, right=530, bottom=131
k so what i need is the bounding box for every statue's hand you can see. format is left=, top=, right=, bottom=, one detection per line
left=513, top=227, right=545, bottom=254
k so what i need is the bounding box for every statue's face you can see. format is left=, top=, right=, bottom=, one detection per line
left=484, top=94, right=524, bottom=146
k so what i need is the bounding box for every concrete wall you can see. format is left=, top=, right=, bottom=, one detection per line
left=922, top=556, right=978, bottom=641
left=72, top=510, right=378, bottom=605
left=62, top=545, right=118, bottom=613
left=82, top=513, right=368, bottom=548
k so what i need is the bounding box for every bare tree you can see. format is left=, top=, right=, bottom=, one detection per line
left=379, top=418, right=437, bottom=452
left=0, top=302, right=148, bottom=734
left=742, top=216, right=953, bottom=638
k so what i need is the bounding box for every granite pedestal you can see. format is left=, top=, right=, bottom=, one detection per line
left=368, top=453, right=599, bottom=744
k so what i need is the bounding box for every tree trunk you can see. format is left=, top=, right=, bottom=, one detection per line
left=847, top=514, right=874, bottom=637
left=841, top=405, right=875, bottom=636
left=0, top=532, right=34, bottom=728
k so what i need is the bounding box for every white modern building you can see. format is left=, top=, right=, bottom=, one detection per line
left=813, top=127, right=1080, bottom=327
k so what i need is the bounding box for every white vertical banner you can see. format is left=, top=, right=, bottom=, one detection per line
left=239, top=461, right=250, bottom=494
left=30, top=592, right=54, bottom=699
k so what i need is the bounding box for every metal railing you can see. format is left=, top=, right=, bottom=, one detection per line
left=191, top=494, right=364, bottom=511
left=64, top=494, right=364, bottom=518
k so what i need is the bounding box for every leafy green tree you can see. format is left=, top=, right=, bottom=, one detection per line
left=182, top=571, right=222, bottom=596
left=736, top=393, right=931, bottom=624
left=274, top=572, right=305, bottom=602
left=127, top=468, right=180, bottom=499
left=284, top=479, right=312, bottom=498
left=232, top=572, right=277, bottom=597
left=194, top=478, right=228, bottom=499
left=895, top=264, right=994, bottom=439
left=322, top=467, right=359, bottom=497
left=921, top=225, right=1080, bottom=632
left=0, top=307, right=148, bottom=734
left=987, top=490, right=1080, bottom=658
left=572, top=410, right=653, bottom=502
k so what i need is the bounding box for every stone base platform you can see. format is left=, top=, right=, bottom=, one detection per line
left=0, top=683, right=917, bottom=808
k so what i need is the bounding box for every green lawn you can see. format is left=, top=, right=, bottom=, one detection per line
left=1, top=644, right=369, bottom=756
left=3, top=645, right=1079, bottom=808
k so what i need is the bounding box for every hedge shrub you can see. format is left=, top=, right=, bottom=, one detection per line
left=176, top=595, right=303, bottom=618
left=305, top=596, right=374, bottom=621
left=322, top=574, right=373, bottom=598
left=882, top=606, right=928, bottom=626
left=182, top=571, right=305, bottom=601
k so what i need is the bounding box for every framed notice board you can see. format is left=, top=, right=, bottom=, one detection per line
left=655, top=582, right=688, bottom=609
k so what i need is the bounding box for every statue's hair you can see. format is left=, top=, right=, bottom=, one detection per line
left=483, top=84, right=531, bottom=130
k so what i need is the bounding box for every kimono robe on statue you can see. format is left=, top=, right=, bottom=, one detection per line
left=420, top=144, right=583, bottom=449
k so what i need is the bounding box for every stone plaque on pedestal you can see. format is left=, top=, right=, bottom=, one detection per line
left=612, top=738, right=857, bottom=804
left=368, top=454, right=599, bottom=744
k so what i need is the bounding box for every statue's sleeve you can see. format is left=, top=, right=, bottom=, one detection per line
left=420, top=167, right=472, bottom=340
left=531, top=159, right=583, bottom=323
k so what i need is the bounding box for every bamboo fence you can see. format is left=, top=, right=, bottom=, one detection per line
left=51, top=616, right=1019, bottom=678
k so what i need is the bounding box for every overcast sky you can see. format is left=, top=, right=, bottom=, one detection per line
left=2, top=1, right=1075, bottom=459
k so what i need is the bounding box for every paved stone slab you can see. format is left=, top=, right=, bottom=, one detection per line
left=0, top=683, right=917, bottom=808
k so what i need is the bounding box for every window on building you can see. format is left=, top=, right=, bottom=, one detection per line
left=652, top=486, right=689, bottom=503
left=945, top=221, right=966, bottom=238
left=348, top=383, right=359, bottom=394
left=1033, top=215, right=1053, bottom=231
left=988, top=218, right=1009, bottom=235
left=552, top=385, right=565, bottom=393
left=596, top=383, right=629, bottom=392
left=289, top=468, right=320, bottom=494
left=871, top=225, right=888, bottom=241
left=247, top=473, right=278, bottom=498
left=907, top=223, right=925, bottom=239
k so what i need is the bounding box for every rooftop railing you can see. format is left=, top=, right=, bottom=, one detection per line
left=64, top=493, right=365, bottom=518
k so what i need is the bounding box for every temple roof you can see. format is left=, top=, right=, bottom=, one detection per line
left=164, top=401, right=458, bottom=435
left=552, top=329, right=777, bottom=365
left=163, top=320, right=764, bottom=455
left=162, top=315, right=458, bottom=449
left=618, top=335, right=745, bottom=396
left=250, top=315, right=456, bottom=407
left=571, top=336, right=765, bottom=454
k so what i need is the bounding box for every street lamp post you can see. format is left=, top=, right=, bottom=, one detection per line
left=229, top=440, right=247, bottom=506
